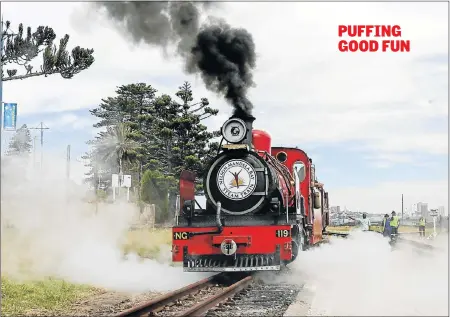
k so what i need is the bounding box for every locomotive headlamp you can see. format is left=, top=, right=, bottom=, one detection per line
left=182, top=200, right=195, bottom=217
left=221, top=118, right=247, bottom=144
left=270, top=198, right=281, bottom=214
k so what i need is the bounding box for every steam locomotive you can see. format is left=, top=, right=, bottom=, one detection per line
left=172, top=115, right=330, bottom=272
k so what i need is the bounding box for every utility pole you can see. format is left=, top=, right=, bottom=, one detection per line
left=401, top=194, right=404, bottom=219
left=66, top=145, right=71, bottom=179
left=33, top=135, right=39, bottom=169
left=30, top=122, right=49, bottom=169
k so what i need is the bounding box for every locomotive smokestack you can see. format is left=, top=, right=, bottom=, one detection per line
left=228, top=114, right=255, bottom=146
left=245, top=115, right=256, bottom=146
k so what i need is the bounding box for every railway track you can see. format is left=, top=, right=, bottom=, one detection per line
left=114, top=235, right=440, bottom=317
left=395, top=237, right=442, bottom=255
left=397, top=237, right=435, bottom=250
left=325, top=230, right=441, bottom=252
left=115, top=273, right=253, bottom=317
left=206, top=280, right=301, bottom=317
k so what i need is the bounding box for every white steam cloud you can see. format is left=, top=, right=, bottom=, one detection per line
left=1, top=153, right=209, bottom=293
left=2, top=152, right=447, bottom=313
left=288, top=231, right=448, bottom=316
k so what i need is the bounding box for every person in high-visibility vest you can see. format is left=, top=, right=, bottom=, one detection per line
left=418, top=216, right=426, bottom=237
left=349, top=213, right=371, bottom=231
left=390, top=211, right=400, bottom=235
left=382, top=213, right=391, bottom=237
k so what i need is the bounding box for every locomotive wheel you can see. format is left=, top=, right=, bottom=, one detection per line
left=287, top=224, right=307, bottom=264
left=299, top=227, right=307, bottom=251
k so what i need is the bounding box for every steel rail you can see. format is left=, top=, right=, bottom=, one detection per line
left=176, top=275, right=253, bottom=317
left=115, top=274, right=219, bottom=317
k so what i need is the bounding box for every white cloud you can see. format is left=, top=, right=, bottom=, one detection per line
left=222, top=2, right=448, bottom=156
left=35, top=113, right=97, bottom=131
left=3, top=2, right=447, bottom=156
left=364, top=153, right=414, bottom=169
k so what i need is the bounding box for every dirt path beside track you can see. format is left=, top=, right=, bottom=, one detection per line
left=68, top=289, right=164, bottom=317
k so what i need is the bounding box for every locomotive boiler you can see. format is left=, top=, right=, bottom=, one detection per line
left=172, top=115, right=330, bottom=272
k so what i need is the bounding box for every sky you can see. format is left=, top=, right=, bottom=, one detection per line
left=1, top=1, right=448, bottom=215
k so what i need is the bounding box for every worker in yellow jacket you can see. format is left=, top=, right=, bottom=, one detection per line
left=390, top=211, right=400, bottom=236
left=418, top=216, right=426, bottom=237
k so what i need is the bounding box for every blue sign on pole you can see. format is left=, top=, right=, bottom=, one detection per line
left=3, top=103, right=17, bottom=130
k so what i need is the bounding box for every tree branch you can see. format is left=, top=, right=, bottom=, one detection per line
left=199, top=113, right=213, bottom=121
left=1, top=20, right=95, bottom=81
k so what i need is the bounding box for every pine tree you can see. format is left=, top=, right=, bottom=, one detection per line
left=86, top=83, right=157, bottom=190
left=90, top=83, right=157, bottom=129
left=140, top=169, right=172, bottom=223
left=2, top=20, right=94, bottom=81
left=6, top=124, right=32, bottom=156
left=144, top=82, right=220, bottom=220
left=171, top=81, right=220, bottom=180
left=86, top=81, right=220, bottom=222
left=147, top=81, right=220, bottom=182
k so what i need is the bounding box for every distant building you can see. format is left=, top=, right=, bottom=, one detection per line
left=330, top=206, right=341, bottom=214
left=416, top=202, right=428, bottom=218
left=438, top=206, right=445, bottom=216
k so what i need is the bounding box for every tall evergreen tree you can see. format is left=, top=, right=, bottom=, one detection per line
left=144, top=82, right=220, bottom=220
left=90, top=83, right=157, bottom=129
left=171, top=81, right=220, bottom=179
left=146, top=81, right=220, bottom=182
left=85, top=81, right=220, bottom=221
left=6, top=124, right=32, bottom=156
left=140, top=169, right=172, bottom=223
left=85, top=83, right=157, bottom=189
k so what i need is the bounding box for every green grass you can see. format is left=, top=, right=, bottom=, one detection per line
left=122, top=228, right=172, bottom=258
left=369, top=225, right=443, bottom=235
left=1, top=228, right=172, bottom=316
left=326, top=225, right=443, bottom=235
left=1, top=276, right=97, bottom=316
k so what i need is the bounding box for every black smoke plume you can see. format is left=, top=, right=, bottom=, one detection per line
left=94, top=1, right=256, bottom=118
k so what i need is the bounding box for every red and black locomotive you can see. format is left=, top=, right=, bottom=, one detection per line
left=172, top=115, right=330, bottom=272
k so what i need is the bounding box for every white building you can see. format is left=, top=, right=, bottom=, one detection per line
left=330, top=206, right=341, bottom=214
left=438, top=206, right=445, bottom=216
left=416, top=202, right=428, bottom=218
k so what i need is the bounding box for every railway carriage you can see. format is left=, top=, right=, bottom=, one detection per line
left=172, top=115, right=330, bottom=272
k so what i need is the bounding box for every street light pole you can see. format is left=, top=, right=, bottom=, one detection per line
left=401, top=194, right=404, bottom=220
left=30, top=122, right=49, bottom=169
left=33, top=136, right=38, bottom=168
left=66, top=144, right=71, bottom=179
